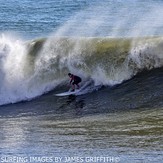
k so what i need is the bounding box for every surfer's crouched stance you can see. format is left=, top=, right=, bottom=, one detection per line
left=68, top=73, right=82, bottom=92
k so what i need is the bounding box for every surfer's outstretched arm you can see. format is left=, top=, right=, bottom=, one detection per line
left=70, top=78, right=73, bottom=84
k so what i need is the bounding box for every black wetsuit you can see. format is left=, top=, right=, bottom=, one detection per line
left=70, top=75, right=82, bottom=85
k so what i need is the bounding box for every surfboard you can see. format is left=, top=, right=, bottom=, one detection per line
left=55, top=80, right=98, bottom=97
left=55, top=89, right=81, bottom=96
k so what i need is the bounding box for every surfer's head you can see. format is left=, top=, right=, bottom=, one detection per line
left=68, top=73, right=72, bottom=77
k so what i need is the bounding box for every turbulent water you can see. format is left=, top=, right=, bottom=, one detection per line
left=0, top=0, right=163, bottom=163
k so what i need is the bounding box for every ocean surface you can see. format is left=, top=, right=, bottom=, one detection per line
left=0, top=0, right=163, bottom=163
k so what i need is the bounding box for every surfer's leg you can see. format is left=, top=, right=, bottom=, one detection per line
left=75, top=79, right=81, bottom=89
left=71, top=82, right=75, bottom=91
left=76, top=84, right=80, bottom=89
left=72, top=84, right=75, bottom=90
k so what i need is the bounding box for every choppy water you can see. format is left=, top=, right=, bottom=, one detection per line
left=0, top=0, right=163, bottom=163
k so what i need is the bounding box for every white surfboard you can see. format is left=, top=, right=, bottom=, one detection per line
left=55, top=89, right=81, bottom=96
left=55, top=80, right=99, bottom=97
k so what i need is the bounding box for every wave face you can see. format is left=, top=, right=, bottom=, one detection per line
left=0, top=34, right=163, bottom=105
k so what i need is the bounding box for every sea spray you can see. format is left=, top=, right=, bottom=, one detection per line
left=0, top=34, right=28, bottom=104
left=129, top=37, right=163, bottom=72
left=0, top=35, right=63, bottom=105
left=53, top=1, right=163, bottom=37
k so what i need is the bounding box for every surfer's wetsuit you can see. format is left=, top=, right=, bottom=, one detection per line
left=68, top=73, right=82, bottom=91
left=70, top=75, right=82, bottom=85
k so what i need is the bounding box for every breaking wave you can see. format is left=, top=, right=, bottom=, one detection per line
left=0, top=34, right=163, bottom=105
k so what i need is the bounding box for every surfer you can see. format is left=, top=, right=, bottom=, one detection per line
left=68, top=73, right=82, bottom=91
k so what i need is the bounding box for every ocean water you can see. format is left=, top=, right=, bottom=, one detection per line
left=0, top=0, right=163, bottom=163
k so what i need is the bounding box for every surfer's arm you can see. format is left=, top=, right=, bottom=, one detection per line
left=70, top=79, right=73, bottom=84
left=70, top=77, right=73, bottom=84
left=69, top=76, right=75, bottom=84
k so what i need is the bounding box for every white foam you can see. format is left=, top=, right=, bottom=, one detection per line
left=0, top=34, right=63, bottom=105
